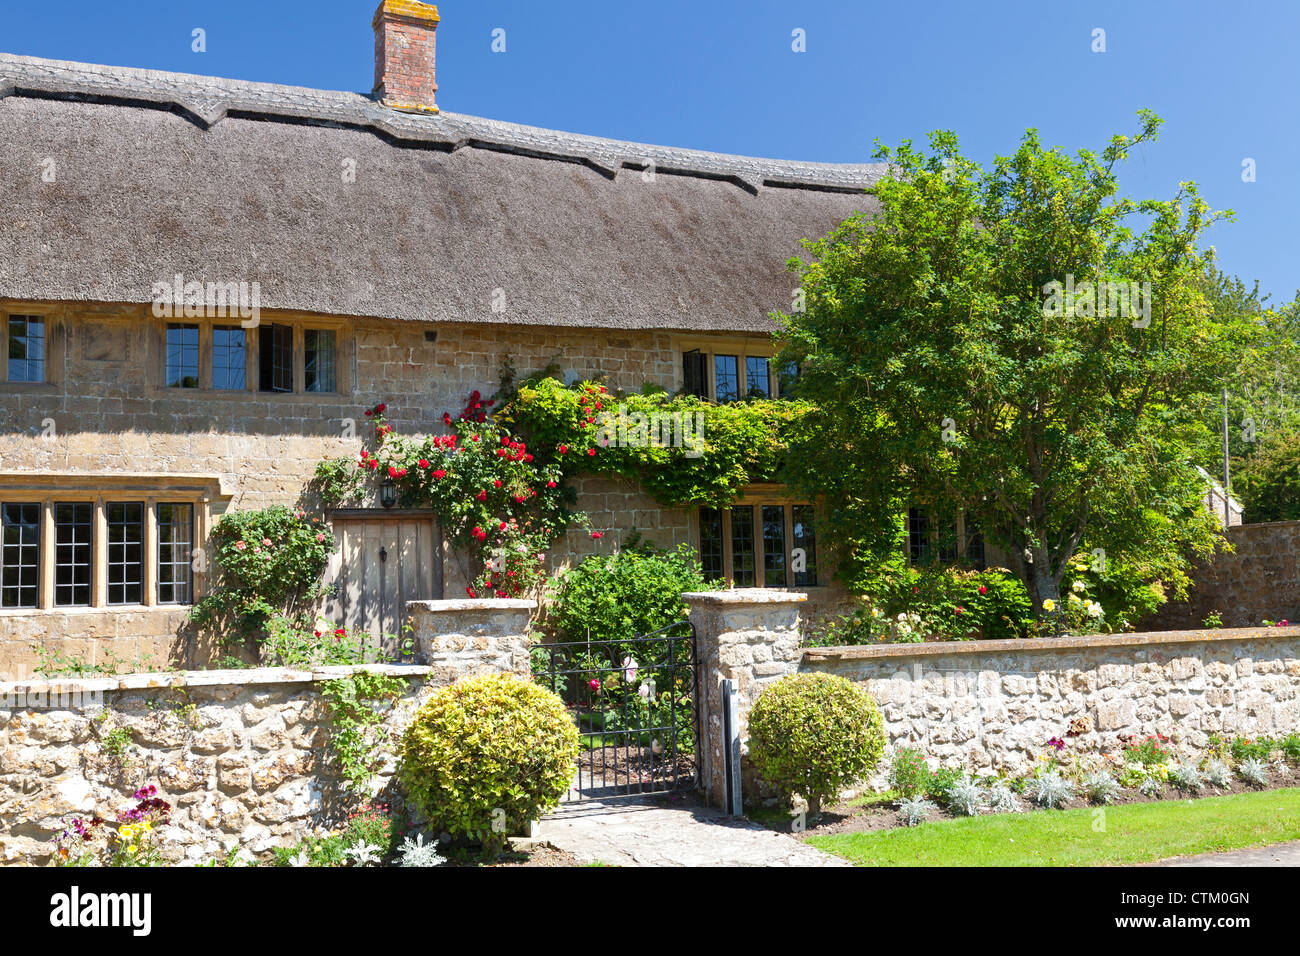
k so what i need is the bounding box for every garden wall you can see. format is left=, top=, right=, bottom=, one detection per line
left=685, top=590, right=1300, bottom=807
left=0, top=599, right=533, bottom=866
left=1140, top=520, right=1300, bottom=630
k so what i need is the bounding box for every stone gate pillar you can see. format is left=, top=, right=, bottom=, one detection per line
left=682, top=589, right=806, bottom=810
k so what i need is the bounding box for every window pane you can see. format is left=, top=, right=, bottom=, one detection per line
left=259, top=324, right=293, bottom=392
left=730, top=505, right=755, bottom=586
left=1, top=502, right=40, bottom=608
left=304, top=329, right=337, bottom=393
left=793, top=505, right=818, bottom=587
left=157, top=504, right=194, bottom=605
left=714, top=355, right=739, bottom=403
left=699, top=506, right=724, bottom=581
left=212, top=326, right=247, bottom=390
left=682, top=349, right=706, bottom=398
left=165, top=324, right=200, bottom=388
left=908, top=507, right=931, bottom=566
left=54, top=503, right=92, bottom=607
left=107, top=502, right=144, bottom=605
left=778, top=360, right=800, bottom=397
left=7, top=315, right=45, bottom=383
left=746, top=357, right=771, bottom=400
left=762, top=505, right=786, bottom=587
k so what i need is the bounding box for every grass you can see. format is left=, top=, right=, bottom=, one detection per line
left=807, top=787, right=1300, bottom=866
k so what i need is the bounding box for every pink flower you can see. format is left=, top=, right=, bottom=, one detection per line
left=261, top=538, right=271, bottom=547
left=591, top=531, right=603, bottom=539
left=588, top=679, right=600, bottom=692
left=316, top=533, right=326, bottom=543
left=234, top=540, right=247, bottom=551
left=978, top=585, right=987, bottom=595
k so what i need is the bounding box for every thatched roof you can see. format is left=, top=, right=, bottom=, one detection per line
left=0, top=53, right=883, bottom=333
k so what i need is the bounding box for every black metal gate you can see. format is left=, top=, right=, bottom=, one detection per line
left=533, top=620, right=697, bottom=801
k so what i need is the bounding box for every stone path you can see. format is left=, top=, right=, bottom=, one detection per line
left=538, top=795, right=850, bottom=867
left=1147, top=839, right=1300, bottom=867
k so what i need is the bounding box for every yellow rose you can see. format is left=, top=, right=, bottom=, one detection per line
left=1042, top=599, right=1056, bottom=612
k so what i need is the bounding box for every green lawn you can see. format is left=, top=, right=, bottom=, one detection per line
left=807, top=788, right=1300, bottom=866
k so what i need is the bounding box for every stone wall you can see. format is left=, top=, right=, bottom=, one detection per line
left=687, top=589, right=1300, bottom=807
left=0, top=664, right=433, bottom=865
left=804, top=628, right=1300, bottom=776
left=0, top=598, right=535, bottom=865
left=1140, top=520, right=1300, bottom=630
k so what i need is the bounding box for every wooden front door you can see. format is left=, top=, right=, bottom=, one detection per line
left=323, top=512, right=440, bottom=656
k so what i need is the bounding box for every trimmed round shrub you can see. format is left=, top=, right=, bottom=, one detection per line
left=747, top=672, right=886, bottom=818
left=398, top=674, right=579, bottom=848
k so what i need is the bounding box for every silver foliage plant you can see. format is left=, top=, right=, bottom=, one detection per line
left=400, top=832, right=446, bottom=867
left=1167, top=762, right=1203, bottom=791
left=945, top=778, right=983, bottom=817
left=897, top=796, right=936, bottom=827
left=1083, top=772, right=1120, bottom=805
left=1237, top=757, right=1269, bottom=787
left=1023, top=770, right=1073, bottom=809
left=1203, top=759, right=1232, bottom=788
left=985, top=780, right=1022, bottom=813
left=1138, top=775, right=1163, bottom=798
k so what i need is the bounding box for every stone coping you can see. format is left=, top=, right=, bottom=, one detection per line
left=681, top=589, right=809, bottom=605
left=801, top=625, right=1300, bottom=662
left=0, top=663, right=432, bottom=697
left=407, top=598, right=536, bottom=612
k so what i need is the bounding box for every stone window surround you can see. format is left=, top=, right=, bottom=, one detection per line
left=671, top=334, right=784, bottom=401
left=696, top=484, right=821, bottom=588
left=0, top=472, right=231, bottom=614
left=0, top=304, right=64, bottom=389
left=145, top=314, right=355, bottom=397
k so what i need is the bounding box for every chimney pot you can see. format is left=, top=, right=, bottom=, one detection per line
left=373, top=0, right=440, bottom=112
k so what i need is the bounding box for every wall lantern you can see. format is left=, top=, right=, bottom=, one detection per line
left=380, top=477, right=397, bottom=509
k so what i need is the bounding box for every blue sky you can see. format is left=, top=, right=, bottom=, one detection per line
left=6, top=0, right=1298, bottom=303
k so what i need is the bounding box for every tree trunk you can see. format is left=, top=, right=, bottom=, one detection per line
left=806, top=793, right=822, bottom=822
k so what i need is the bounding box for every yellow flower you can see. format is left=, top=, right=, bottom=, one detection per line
left=1042, top=599, right=1056, bottom=612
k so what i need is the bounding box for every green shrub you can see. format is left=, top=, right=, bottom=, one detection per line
left=398, top=674, right=579, bottom=852
left=845, top=564, right=1036, bottom=642
left=747, top=672, right=886, bottom=818
left=545, top=540, right=718, bottom=644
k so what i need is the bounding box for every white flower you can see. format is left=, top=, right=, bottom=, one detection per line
left=1086, top=601, right=1104, bottom=618
left=345, top=842, right=382, bottom=866
left=288, top=850, right=312, bottom=867
left=622, top=656, right=638, bottom=682
left=637, top=683, right=650, bottom=700
left=1072, top=580, right=1086, bottom=593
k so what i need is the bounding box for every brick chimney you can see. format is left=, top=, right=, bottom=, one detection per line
left=372, top=0, right=440, bottom=112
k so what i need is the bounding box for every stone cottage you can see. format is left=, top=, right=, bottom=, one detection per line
left=0, top=2, right=912, bottom=675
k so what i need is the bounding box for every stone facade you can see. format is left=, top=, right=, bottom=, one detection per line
left=0, top=304, right=854, bottom=674
left=1141, top=520, right=1300, bottom=630
left=687, top=588, right=1300, bottom=807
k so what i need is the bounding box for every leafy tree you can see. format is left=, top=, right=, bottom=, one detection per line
left=777, top=112, right=1244, bottom=615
